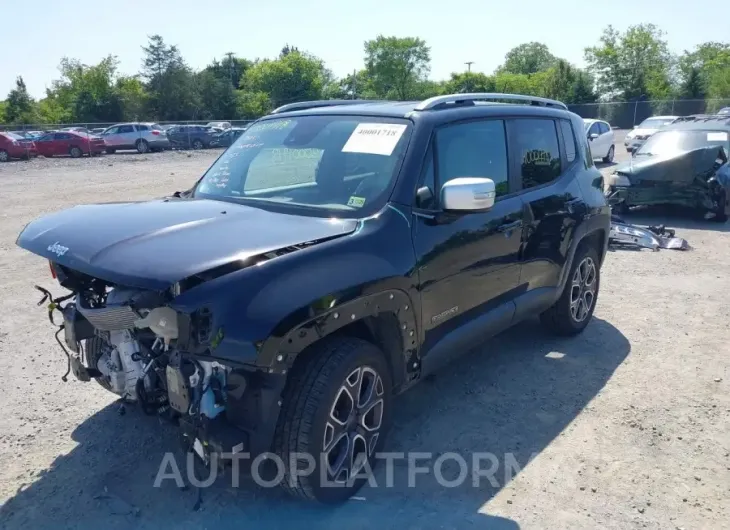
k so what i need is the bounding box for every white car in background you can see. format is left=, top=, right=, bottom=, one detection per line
left=624, top=115, right=679, bottom=153
left=584, top=119, right=615, bottom=163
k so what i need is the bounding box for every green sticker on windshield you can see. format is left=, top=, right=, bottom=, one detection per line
left=347, top=196, right=366, bottom=208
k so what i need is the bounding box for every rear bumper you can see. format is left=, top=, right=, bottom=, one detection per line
left=149, top=138, right=171, bottom=149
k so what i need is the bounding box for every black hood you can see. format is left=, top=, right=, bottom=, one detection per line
left=16, top=198, right=357, bottom=290
left=614, top=146, right=724, bottom=183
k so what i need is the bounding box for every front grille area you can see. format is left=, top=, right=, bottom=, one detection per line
left=76, top=300, right=139, bottom=331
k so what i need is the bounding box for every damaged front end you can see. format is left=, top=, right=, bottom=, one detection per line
left=31, top=257, right=292, bottom=485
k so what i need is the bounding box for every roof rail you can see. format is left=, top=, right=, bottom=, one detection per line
left=414, top=93, right=568, bottom=111
left=270, top=99, right=382, bottom=114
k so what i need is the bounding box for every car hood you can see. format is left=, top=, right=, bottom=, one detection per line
left=16, top=198, right=357, bottom=290
left=613, top=147, right=724, bottom=184
left=626, top=128, right=657, bottom=139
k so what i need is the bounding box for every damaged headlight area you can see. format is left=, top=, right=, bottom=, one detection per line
left=37, top=270, right=279, bottom=475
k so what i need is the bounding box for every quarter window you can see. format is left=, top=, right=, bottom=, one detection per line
left=435, top=120, right=509, bottom=197
left=559, top=120, right=577, bottom=163
left=511, top=119, right=562, bottom=189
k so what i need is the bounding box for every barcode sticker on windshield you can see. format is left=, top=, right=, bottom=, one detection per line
left=342, top=123, right=407, bottom=156
left=707, top=132, right=728, bottom=141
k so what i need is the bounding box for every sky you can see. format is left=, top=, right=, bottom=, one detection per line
left=3, top=0, right=729, bottom=99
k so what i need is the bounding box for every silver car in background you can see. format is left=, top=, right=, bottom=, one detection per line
left=101, top=122, right=171, bottom=154
left=624, top=116, right=679, bottom=152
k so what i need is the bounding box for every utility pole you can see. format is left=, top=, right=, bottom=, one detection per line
left=352, top=69, right=357, bottom=100
left=225, top=52, right=235, bottom=86
left=464, top=61, right=475, bottom=92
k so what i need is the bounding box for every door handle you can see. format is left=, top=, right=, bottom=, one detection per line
left=496, top=220, right=523, bottom=233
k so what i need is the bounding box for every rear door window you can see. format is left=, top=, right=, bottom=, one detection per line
left=118, top=125, right=134, bottom=134
left=510, top=119, right=562, bottom=190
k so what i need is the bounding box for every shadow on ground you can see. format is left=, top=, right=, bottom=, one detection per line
left=618, top=205, right=730, bottom=233
left=1, top=317, right=629, bottom=530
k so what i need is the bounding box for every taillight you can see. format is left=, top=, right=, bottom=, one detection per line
left=49, top=261, right=57, bottom=279
left=151, top=130, right=160, bottom=135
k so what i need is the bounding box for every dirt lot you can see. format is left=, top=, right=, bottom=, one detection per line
left=1, top=135, right=729, bottom=530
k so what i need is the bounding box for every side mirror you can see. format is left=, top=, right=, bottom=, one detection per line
left=441, top=177, right=496, bottom=211
left=589, top=133, right=599, bottom=140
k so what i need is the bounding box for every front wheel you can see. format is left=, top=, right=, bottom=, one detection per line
left=192, top=139, right=204, bottom=149
left=540, top=244, right=600, bottom=336
left=0, top=149, right=9, bottom=162
left=273, top=336, right=391, bottom=503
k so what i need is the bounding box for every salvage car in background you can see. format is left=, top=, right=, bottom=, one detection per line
left=167, top=124, right=216, bottom=149
left=0, top=132, right=37, bottom=161
left=584, top=119, right=615, bottom=163
left=102, top=123, right=170, bottom=154
left=606, top=115, right=730, bottom=221
left=624, top=116, right=679, bottom=153
left=34, top=131, right=106, bottom=158
left=206, top=121, right=231, bottom=130
left=209, top=127, right=246, bottom=148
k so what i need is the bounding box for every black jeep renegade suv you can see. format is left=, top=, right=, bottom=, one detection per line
left=17, top=93, right=610, bottom=503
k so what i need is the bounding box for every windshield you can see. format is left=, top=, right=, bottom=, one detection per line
left=194, top=115, right=411, bottom=217
left=5, top=132, right=24, bottom=140
left=638, top=118, right=675, bottom=129
left=635, top=129, right=730, bottom=157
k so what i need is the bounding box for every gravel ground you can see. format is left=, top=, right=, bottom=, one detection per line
left=1, top=134, right=729, bottom=529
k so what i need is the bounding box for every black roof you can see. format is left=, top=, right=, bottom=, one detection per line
left=259, top=100, right=573, bottom=127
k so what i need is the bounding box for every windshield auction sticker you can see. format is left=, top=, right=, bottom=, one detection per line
left=707, top=132, right=728, bottom=142
left=342, top=123, right=407, bottom=156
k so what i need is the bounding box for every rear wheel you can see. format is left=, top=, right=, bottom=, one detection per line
left=0, top=150, right=9, bottom=162
left=136, top=139, right=150, bottom=154
left=709, top=186, right=728, bottom=223
left=69, top=146, right=83, bottom=158
left=192, top=139, right=204, bottom=150
left=541, top=244, right=600, bottom=336
left=603, top=145, right=615, bottom=163
left=106, top=148, right=116, bottom=154
left=273, top=336, right=391, bottom=503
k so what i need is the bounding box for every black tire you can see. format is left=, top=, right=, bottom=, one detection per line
left=273, top=336, right=392, bottom=503
left=603, top=145, right=615, bottom=164
left=136, top=139, right=150, bottom=154
left=84, top=336, right=114, bottom=392
left=106, top=148, right=116, bottom=154
left=192, top=139, right=204, bottom=150
left=709, top=186, right=728, bottom=223
left=0, top=149, right=9, bottom=162
left=540, top=244, right=600, bottom=336
left=69, top=146, right=83, bottom=158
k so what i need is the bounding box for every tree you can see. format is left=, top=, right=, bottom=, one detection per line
left=141, top=35, right=199, bottom=120
left=280, top=44, right=300, bottom=57
left=243, top=51, right=329, bottom=108
left=499, top=42, right=557, bottom=75
left=4, top=77, right=37, bottom=124
left=584, top=24, right=673, bottom=101
left=115, top=76, right=148, bottom=120
left=0, top=100, right=6, bottom=123
left=196, top=69, right=237, bottom=119
left=443, top=72, right=495, bottom=93
left=205, top=53, right=252, bottom=89
left=679, top=67, right=705, bottom=99
left=364, top=36, right=431, bottom=99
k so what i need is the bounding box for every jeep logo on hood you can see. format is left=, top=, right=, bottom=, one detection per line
left=47, top=241, right=69, bottom=257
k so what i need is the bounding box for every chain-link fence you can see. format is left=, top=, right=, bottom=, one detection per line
left=567, top=99, right=730, bottom=129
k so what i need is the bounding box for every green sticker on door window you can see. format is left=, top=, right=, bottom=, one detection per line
left=347, top=196, right=366, bottom=207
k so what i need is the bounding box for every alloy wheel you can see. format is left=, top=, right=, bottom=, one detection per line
left=0, top=151, right=8, bottom=162
left=570, top=257, right=597, bottom=323
left=323, top=366, right=384, bottom=484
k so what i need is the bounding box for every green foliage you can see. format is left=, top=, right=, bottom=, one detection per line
left=584, top=24, right=672, bottom=101
left=243, top=51, right=329, bottom=108
left=499, top=42, right=558, bottom=75
left=2, top=29, right=729, bottom=126
left=364, top=35, right=431, bottom=100
left=4, top=77, right=37, bottom=124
